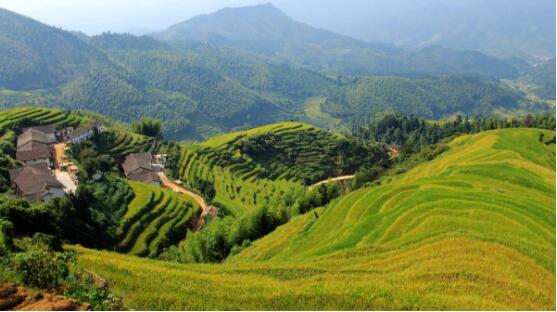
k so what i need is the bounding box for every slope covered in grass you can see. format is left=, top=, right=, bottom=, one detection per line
left=233, top=128, right=555, bottom=267
left=73, top=128, right=555, bottom=310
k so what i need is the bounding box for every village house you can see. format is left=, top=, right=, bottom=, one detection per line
left=66, top=121, right=105, bottom=144
left=122, top=152, right=160, bottom=185
left=9, top=164, right=65, bottom=203
left=16, top=127, right=54, bottom=167
left=21, top=125, right=56, bottom=143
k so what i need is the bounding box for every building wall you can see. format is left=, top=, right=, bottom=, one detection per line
left=25, top=158, right=51, bottom=168
left=45, top=133, right=56, bottom=143
left=70, top=131, right=94, bottom=144
left=42, top=188, right=65, bottom=201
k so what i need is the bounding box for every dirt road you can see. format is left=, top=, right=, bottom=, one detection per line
left=308, top=175, right=355, bottom=190
left=52, top=143, right=67, bottom=168
left=157, top=172, right=212, bottom=230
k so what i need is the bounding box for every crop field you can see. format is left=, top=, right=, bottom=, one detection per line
left=0, top=106, right=89, bottom=129
left=73, top=128, right=556, bottom=310
left=177, top=122, right=320, bottom=215
left=176, top=122, right=361, bottom=215
left=116, top=181, right=201, bottom=257
left=105, top=128, right=155, bottom=157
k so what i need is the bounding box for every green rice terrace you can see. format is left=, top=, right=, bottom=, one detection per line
left=72, top=128, right=556, bottom=310
left=117, top=181, right=200, bottom=257
left=178, top=122, right=385, bottom=216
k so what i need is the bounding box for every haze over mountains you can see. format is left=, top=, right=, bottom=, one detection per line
left=0, top=2, right=554, bottom=140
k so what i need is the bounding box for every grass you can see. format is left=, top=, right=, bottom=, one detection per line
left=72, top=128, right=555, bottom=310
left=117, top=181, right=200, bottom=257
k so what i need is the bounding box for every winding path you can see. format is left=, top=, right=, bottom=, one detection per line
left=308, top=175, right=355, bottom=189
left=157, top=172, right=212, bottom=230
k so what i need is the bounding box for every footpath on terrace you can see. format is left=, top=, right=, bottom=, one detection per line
left=157, top=172, right=216, bottom=230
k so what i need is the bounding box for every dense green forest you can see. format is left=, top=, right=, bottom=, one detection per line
left=322, top=76, right=549, bottom=120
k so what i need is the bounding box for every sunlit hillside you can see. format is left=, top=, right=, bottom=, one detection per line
left=73, top=128, right=556, bottom=310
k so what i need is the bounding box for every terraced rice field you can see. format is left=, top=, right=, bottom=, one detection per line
left=117, top=181, right=201, bottom=257
left=177, top=122, right=350, bottom=215
left=73, top=128, right=556, bottom=310
left=106, top=128, right=156, bottom=157
left=0, top=106, right=88, bottom=129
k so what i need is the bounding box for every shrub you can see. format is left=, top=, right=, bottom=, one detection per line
left=0, top=219, right=14, bottom=256
left=64, top=271, right=124, bottom=311
left=11, top=247, right=75, bottom=289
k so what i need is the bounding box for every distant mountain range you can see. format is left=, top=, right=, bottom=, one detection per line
left=0, top=5, right=552, bottom=140
left=154, top=3, right=518, bottom=78
left=273, top=0, right=555, bottom=62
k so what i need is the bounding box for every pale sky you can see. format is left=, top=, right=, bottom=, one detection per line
left=0, top=0, right=269, bottom=34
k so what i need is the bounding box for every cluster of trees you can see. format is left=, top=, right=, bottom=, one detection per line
left=161, top=182, right=344, bottom=263
left=354, top=113, right=556, bottom=153
left=237, top=131, right=391, bottom=184
left=132, top=118, right=163, bottom=139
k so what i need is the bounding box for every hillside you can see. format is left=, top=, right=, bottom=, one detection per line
left=116, top=181, right=200, bottom=257
left=355, top=0, right=555, bottom=61
left=323, top=76, right=535, bottom=120
left=72, top=128, right=556, bottom=310
left=0, top=8, right=108, bottom=90
left=521, top=58, right=556, bottom=100
left=155, top=4, right=518, bottom=78
left=177, top=122, right=386, bottom=216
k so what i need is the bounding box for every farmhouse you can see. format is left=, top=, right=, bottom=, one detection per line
left=66, top=121, right=104, bottom=144
left=9, top=164, right=65, bottom=203
left=16, top=128, right=53, bottom=167
left=21, top=124, right=56, bottom=143
left=122, top=152, right=160, bottom=185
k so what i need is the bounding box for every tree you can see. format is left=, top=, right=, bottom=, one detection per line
left=132, top=118, right=163, bottom=139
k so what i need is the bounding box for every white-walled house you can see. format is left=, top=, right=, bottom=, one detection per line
left=66, top=121, right=105, bottom=144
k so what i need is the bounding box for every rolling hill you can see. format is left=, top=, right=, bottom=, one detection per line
left=177, top=121, right=385, bottom=216
left=0, top=8, right=108, bottom=90
left=72, top=128, right=556, bottom=310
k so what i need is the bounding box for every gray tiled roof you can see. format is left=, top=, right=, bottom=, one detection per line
left=9, top=164, right=63, bottom=196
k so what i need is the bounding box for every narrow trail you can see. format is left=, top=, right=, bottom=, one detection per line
left=308, top=175, right=355, bottom=189
left=157, top=172, right=211, bottom=230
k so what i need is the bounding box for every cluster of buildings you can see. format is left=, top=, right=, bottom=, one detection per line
left=7, top=118, right=172, bottom=203
left=9, top=121, right=105, bottom=203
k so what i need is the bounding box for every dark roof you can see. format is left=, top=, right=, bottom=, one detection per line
left=22, top=124, right=56, bottom=136
left=67, top=121, right=102, bottom=140
left=122, top=152, right=153, bottom=176
left=16, top=141, right=50, bottom=161
left=128, top=170, right=160, bottom=184
left=17, top=128, right=51, bottom=148
left=9, top=164, right=63, bottom=196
